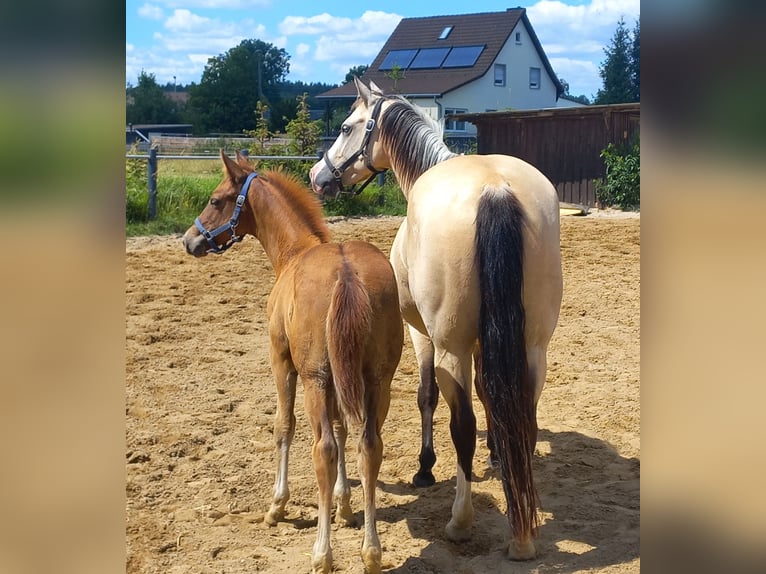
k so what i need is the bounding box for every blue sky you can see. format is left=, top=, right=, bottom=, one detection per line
left=126, top=0, right=639, bottom=100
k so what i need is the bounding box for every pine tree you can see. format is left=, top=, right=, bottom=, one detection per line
left=594, top=18, right=636, bottom=105
left=630, top=19, right=641, bottom=102
left=285, top=93, right=321, bottom=156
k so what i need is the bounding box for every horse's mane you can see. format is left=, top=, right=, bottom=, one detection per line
left=260, top=168, right=331, bottom=243
left=377, top=96, right=457, bottom=192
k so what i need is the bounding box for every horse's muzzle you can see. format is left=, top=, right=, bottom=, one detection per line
left=182, top=231, right=209, bottom=257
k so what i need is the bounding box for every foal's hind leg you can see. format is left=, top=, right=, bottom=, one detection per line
left=410, top=327, right=439, bottom=487
left=305, top=381, right=338, bottom=574
left=358, top=378, right=391, bottom=574
left=332, top=418, right=355, bottom=526
left=265, top=358, right=297, bottom=526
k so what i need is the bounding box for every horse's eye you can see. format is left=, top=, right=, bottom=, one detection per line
left=341, top=124, right=351, bottom=135
left=210, top=198, right=220, bottom=207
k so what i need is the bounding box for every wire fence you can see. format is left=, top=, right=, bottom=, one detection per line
left=126, top=148, right=323, bottom=219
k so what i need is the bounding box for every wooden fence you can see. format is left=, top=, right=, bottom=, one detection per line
left=451, top=103, right=640, bottom=207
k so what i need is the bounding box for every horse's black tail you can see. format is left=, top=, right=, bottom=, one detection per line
left=475, top=186, right=539, bottom=542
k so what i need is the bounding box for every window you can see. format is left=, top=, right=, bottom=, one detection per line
left=410, top=47, right=450, bottom=69
left=494, top=64, right=506, bottom=87
left=379, top=49, right=418, bottom=70
left=439, top=26, right=453, bottom=40
left=444, top=108, right=467, bottom=132
left=515, top=32, right=521, bottom=44
left=529, top=67, right=541, bottom=89
left=442, top=45, right=484, bottom=68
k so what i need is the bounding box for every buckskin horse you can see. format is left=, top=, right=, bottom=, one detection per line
left=183, top=151, right=403, bottom=574
left=309, top=78, right=562, bottom=560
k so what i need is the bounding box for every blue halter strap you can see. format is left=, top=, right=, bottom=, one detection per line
left=194, top=171, right=258, bottom=254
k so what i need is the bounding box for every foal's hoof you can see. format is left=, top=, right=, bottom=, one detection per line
left=508, top=538, right=536, bottom=560
left=334, top=508, right=357, bottom=527
left=311, top=551, right=332, bottom=574
left=264, top=508, right=282, bottom=526
left=412, top=470, right=435, bottom=488
left=362, top=546, right=382, bottom=574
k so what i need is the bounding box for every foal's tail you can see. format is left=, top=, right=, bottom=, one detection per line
left=326, top=253, right=372, bottom=427
left=475, top=187, right=539, bottom=541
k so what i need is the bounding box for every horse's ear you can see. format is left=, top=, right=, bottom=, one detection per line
left=220, top=149, right=245, bottom=181
left=235, top=150, right=250, bottom=168
left=368, top=80, right=384, bottom=96
left=354, top=76, right=372, bottom=105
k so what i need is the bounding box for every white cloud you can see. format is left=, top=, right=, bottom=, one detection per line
left=525, top=0, right=640, bottom=96
left=150, top=0, right=271, bottom=8
left=165, top=9, right=211, bottom=31
left=280, top=10, right=400, bottom=40
left=138, top=3, right=164, bottom=21
left=295, top=43, right=310, bottom=57
left=548, top=57, right=600, bottom=97
left=282, top=10, right=401, bottom=83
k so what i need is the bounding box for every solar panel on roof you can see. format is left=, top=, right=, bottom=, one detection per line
left=379, top=49, right=418, bottom=70
left=442, top=45, right=485, bottom=68
left=409, top=48, right=450, bottom=69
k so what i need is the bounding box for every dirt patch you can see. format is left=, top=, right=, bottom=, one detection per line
left=126, top=214, right=639, bottom=573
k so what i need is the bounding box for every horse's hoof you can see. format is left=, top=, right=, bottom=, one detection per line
left=362, top=546, right=382, bottom=574
left=508, top=538, right=536, bottom=560
left=444, top=519, right=472, bottom=542
left=412, top=470, right=435, bottom=488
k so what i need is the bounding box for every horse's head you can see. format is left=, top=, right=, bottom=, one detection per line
left=309, top=77, right=390, bottom=198
left=182, top=151, right=257, bottom=257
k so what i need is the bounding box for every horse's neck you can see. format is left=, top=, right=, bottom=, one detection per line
left=251, top=190, right=324, bottom=276
left=386, top=121, right=456, bottom=195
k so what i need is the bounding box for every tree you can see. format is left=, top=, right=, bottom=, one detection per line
left=285, top=93, right=322, bottom=156
left=187, top=39, right=290, bottom=134
left=345, top=65, right=368, bottom=84
left=594, top=18, right=638, bottom=105
left=384, top=63, right=406, bottom=93
left=126, top=71, right=178, bottom=124
left=630, top=19, right=641, bottom=102
left=558, top=77, right=591, bottom=105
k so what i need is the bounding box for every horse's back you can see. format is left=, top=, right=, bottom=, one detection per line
left=399, top=153, right=562, bottom=347
left=283, top=241, right=402, bottom=372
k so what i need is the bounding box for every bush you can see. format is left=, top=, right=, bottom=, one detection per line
left=595, top=136, right=640, bottom=209
left=321, top=171, right=407, bottom=217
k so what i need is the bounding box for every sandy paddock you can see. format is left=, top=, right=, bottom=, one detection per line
left=126, top=213, right=639, bottom=573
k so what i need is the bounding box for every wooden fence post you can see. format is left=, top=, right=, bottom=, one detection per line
left=148, top=146, right=158, bottom=220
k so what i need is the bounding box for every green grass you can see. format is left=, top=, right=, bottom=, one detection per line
left=125, top=159, right=408, bottom=237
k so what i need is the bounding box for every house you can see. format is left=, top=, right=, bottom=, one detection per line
left=317, top=7, right=564, bottom=139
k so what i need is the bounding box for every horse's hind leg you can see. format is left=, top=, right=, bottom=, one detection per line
left=473, top=349, right=499, bottom=468
left=410, top=327, right=439, bottom=487
left=434, top=347, right=476, bottom=542
left=265, top=359, right=297, bottom=526
left=332, top=418, right=355, bottom=526
left=306, top=382, right=337, bottom=574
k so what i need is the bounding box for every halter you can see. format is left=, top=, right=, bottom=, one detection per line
left=194, top=171, right=258, bottom=254
left=323, top=97, right=387, bottom=197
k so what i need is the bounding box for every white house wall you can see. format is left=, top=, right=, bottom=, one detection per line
left=411, top=20, right=559, bottom=136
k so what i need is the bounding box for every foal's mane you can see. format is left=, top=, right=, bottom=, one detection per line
left=376, top=96, right=457, bottom=192
left=259, top=168, right=331, bottom=243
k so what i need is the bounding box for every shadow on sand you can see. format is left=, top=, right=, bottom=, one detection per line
left=376, top=427, right=639, bottom=573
